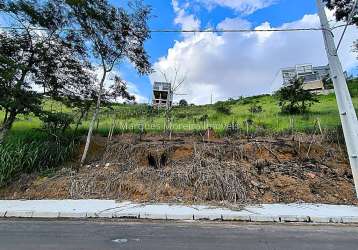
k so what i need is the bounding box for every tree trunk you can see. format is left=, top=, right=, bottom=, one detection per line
left=80, top=70, right=107, bottom=165
left=0, top=111, right=16, bottom=144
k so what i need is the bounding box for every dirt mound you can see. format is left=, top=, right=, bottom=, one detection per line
left=1, top=133, right=357, bottom=205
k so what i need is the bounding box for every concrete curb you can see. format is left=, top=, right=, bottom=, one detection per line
left=0, top=201, right=358, bottom=224
left=1, top=211, right=357, bottom=224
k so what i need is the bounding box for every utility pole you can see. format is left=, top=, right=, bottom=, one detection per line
left=316, top=0, right=358, bottom=196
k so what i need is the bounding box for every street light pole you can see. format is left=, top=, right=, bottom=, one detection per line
left=316, top=0, right=358, bottom=197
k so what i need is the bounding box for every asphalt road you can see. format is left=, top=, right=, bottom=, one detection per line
left=0, top=220, right=357, bottom=250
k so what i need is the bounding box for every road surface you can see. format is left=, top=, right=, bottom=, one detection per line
left=0, top=220, right=357, bottom=250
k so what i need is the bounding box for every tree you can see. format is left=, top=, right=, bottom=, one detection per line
left=275, top=78, right=320, bottom=114
left=0, top=0, right=93, bottom=143
left=325, top=0, right=358, bottom=25
left=158, top=67, right=187, bottom=139
left=61, top=0, right=152, bottom=164
left=325, top=0, right=358, bottom=53
left=179, top=99, right=188, bottom=107
left=1, top=0, right=152, bottom=162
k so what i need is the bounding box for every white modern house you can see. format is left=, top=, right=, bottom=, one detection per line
left=281, top=64, right=331, bottom=93
left=152, top=82, right=173, bottom=108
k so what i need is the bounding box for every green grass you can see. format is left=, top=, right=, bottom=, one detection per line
left=83, top=80, right=358, bottom=135
left=0, top=130, right=76, bottom=187
left=1, top=79, right=358, bottom=136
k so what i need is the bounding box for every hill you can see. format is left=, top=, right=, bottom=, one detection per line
left=2, top=79, right=357, bottom=136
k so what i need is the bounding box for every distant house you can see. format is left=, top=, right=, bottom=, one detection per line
left=281, top=64, right=331, bottom=93
left=152, top=82, right=173, bottom=108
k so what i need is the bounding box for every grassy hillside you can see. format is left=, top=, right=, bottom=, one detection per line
left=61, top=79, right=358, bottom=135
left=0, top=79, right=357, bottom=187
left=1, top=79, right=358, bottom=136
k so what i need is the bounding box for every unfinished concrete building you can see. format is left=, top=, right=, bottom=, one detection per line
left=281, top=64, right=331, bottom=93
left=152, top=82, right=173, bottom=108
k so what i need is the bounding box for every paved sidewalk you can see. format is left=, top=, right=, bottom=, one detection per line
left=0, top=200, right=358, bottom=223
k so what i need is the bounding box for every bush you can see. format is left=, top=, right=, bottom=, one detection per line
left=249, top=104, right=263, bottom=113
left=175, top=113, right=187, bottom=119
left=39, top=112, right=74, bottom=134
left=179, top=99, right=188, bottom=106
left=198, top=114, right=209, bottom=122
left=275, top=77, right=319, bottom=114
left=215, top=102, right=232, bottom=115
left=244, top=118, right=254, bottom=126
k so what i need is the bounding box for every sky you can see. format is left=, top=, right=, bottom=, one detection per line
left=1, top=0, right=357, bottom=104
left=115, top=0, right=358, bottom=105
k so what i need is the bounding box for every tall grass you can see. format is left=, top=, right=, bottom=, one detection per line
left=0, top=131, right=76, bottom=187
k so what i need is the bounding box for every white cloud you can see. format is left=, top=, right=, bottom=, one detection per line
left=197, top=0, right=277, bottom=14
left=93, top=68, right=148, bottom=103
left=172, top=0, right=201, bottom=30
left=126, top=82, right=149, bottom=103
left=151, top=9, right=358, bottom=104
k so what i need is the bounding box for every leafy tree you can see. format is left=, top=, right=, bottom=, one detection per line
left=179, top=99, right=188, bottom=106
left=0, top=0, right=151, bottom=156
left=0, top=27, right=92, bottom=143
left=275, top=78, right=319, bottom=114
left=0, top=0, right=98, bottom=142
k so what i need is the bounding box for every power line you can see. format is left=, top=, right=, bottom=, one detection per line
left=151, top=27, right=328, bottom=33
left=336, top=0, right=358, bottom=51
left=0, top=24, right=352, bottom=34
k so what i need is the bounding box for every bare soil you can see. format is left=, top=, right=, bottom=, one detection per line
left=1, top=133, right=357, bottom=205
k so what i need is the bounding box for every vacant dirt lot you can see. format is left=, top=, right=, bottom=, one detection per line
left=1, top=133, right=357, bottom=205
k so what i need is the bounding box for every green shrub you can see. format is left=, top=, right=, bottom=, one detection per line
left=198, top=114, right=209, bottom=122
left=215, top=103, right=232, bottom=115
left=249, top=104, right=263, bottom=113
left=175, top=113, right=188, bottom=119
left=39, top=112, right=74, bottom=134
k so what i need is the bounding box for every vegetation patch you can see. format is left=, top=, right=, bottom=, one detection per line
left=0, top=131, right=76, bottom=187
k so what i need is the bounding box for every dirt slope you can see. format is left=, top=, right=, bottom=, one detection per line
left=1, top=133, right=357, bottom=205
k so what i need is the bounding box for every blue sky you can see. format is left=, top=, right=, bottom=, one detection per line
left=1, top=0, right=357, bottom=103
left=116, top=0, right=357, bottom=104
